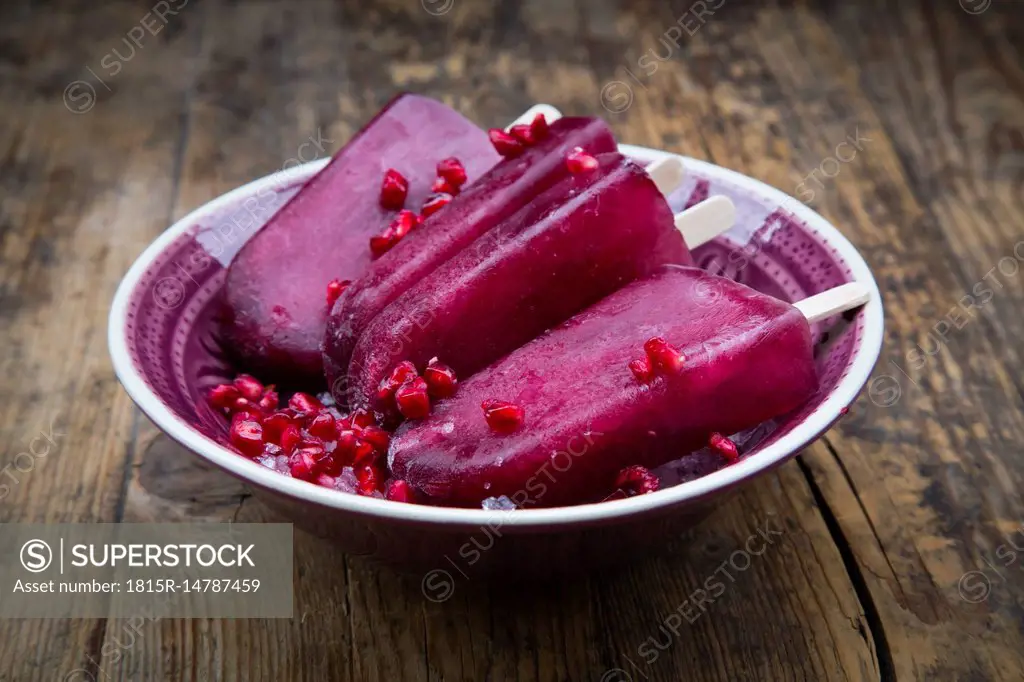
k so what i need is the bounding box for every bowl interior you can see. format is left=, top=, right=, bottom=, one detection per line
left=111, top=145, right=880, bottom=525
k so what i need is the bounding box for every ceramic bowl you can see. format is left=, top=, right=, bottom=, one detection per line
left=109, top=132, right=883, bottom=582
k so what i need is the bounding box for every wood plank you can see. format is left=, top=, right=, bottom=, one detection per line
left=0, top=0, right=201, bottom=679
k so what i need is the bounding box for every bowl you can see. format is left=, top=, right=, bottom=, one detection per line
left=108, top=133, right=883, bottom=580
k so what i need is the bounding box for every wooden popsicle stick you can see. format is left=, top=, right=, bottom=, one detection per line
left=792, top=282, right=872, bottom=323
left=645, top=157, right=686, bottom=196
left=672, top=195, right=736, bottom=247
left=508, top=104, right=563, bottom=128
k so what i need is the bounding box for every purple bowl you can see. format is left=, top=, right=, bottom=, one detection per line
left=108, top=136, right=883, bottom=578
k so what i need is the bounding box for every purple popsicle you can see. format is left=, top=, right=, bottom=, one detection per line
left=323, top=117, right=617, bottom=392
left=221, top=93, right=500, bottom=386
left=388, top=265, right=819, bottom=508
left=344, top=152, right=692, bottom=417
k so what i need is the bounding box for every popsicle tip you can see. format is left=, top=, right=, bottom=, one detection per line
left=673, top=195, right=737, bottom=248
left=645, top=156, right=686, bottom=196
left=509, top=104, right=563, bottom=128
left=793, top=281, right=872, bottom=323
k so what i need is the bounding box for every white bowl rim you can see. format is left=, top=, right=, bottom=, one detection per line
left=109, top=141, right=884, bottom=529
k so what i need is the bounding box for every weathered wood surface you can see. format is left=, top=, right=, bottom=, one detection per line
left=1, top=0, right=1022, bottom=680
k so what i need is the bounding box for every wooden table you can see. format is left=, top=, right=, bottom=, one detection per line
left=2, top=0, right=1023, bottom=679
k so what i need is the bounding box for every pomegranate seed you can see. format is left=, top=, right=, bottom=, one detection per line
left=431, top=176, right=459, bottom=195
left=308, top=412, right=338, bottom=440
left=359, top=424, right=390, bottom=452
left=379, top=168, right=409, bottom=210
left=391, top=209, right=418, bottom=238
left=528, top=113, right=549, bottom=141
left=279, top=424, right=302, bottom=454
left=229, top=419, right=264, bottom=457
left=565, top=147, right=599, bottom=174
left=709, top=432, right=739, bottom=461
left=488, top=128, right=525, bottom=159
left=233, top=374, right=264, bottom=401
left=258, top=388, right=279, bottom=412
left=423, top=358, right=458, bottom=398
left=421, top=192, right=452, bottom=218
left=289, top=392, right=323, bottom=414
left=395, top=377, right=431, bottom=419
left=352, top=440, right=378, bottom=467
left=356, top=465, right=384, bottom=496
left=378, top=360, right=419, bottom=402
left=231, top=397, right=262, bottom=417
left=317, top=474, right=337, bottom=488
left=628, top=357, right=654, bottom=383
left=326, top=279, right=350, bottom=308
left=288, top=448, right=320, bottom=481
left=349, top=408, right=377, bottom=430
left=370, top=232, right=396, bottom=258
left=481, top=399, right=524, bottom=433
left=335, top=429, right=359, bottom=463
left=614, top=465, right=660, bottom=496
left=436, top=157, right=467, bottom=187
left=208, top=384, right=240, bottom=410
left=386, top=479, right=414, bottom=503
left=509, top=123, right=535, bottom=145
left=261, top=412, right=293, bottom=444
left=231, top=408, right=263, bottom=427
left=643, top=337, right=685, bottom=374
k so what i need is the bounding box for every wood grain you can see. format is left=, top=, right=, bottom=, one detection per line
left=2, top=0, right=1023, bottom=680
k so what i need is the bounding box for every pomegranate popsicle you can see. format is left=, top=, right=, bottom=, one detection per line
left=340, top=152, right=693, bottom=415
left=323, top=116, right=618, bottom=387
left=388, top=266, right=861, bottom=508
left=221, top=93, right=500, bottom=385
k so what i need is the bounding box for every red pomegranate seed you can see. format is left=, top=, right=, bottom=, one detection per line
left=289, top=392, right=323, bottom=414
left=370, top=232, right=396, bottom=258
left=288, top=446, right=321, bottom=481
left=326, top=279, right=351, bottom=308
left=423, top=357, right=458, bottom=398
left=208, top=384, right=240, bottom=410
left=308, top=412, right=338, bottom=440
left=258, top=388, right=279, bottom=412
left=529, top=113, right=549, bottom=141
left=436, top=157, right=468, bottom=187
left=261, top=412, right=293, bottom=444
left=421, top=192, right=453, bottom=218
left=279, top=424, right=302, bottom=454
left=643, top=337, right=685, bottom=374
left=709, top=432, right=739, bottom=461
left=359, top=424, right=390, bottom=452
left=386, top=479, right=414, bottom=503
left=231, top=397, right=262, bottom=417
left=231, top=406, right=263, bottom=426
left=233, top=374, right=264, bottom=401
left=481, top=399, right=524, bottom=433
left=488, top=128, right=525, bottom=158
left=335, top=429, right=359, bottom=463
left=378, top=360, right=419, bottom=402
left=317, top=474, right=337, bottom=488
left=352, top=439, right=378, bottom=467
left=628, top=357, right=654, bottom=383
left=349, top=408, right=377, bottom=430
left=229, top=419, right=264, bottom=457
left=431, top=176, right=459, bottom=195
left=379, top=168, right=409, bottom=210
left=392, top=209, right=418, bottom=238
left=356, top=465, right=384, bottom=495
left=509, top=123, right=535, bottom=145
left=395, top=377, right=431, bottom=419
left=565, top=147, right=599, bottom=174
left=614, top=465, right=660, bottom=496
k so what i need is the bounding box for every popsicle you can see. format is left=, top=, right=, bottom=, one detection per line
left=339, top=151, right=697, bottom=416
left=221, top=93, right=501, bottom=385
left=388, top=266, right=870, bottom=508
left=322, top=115, right=618, bottom=387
